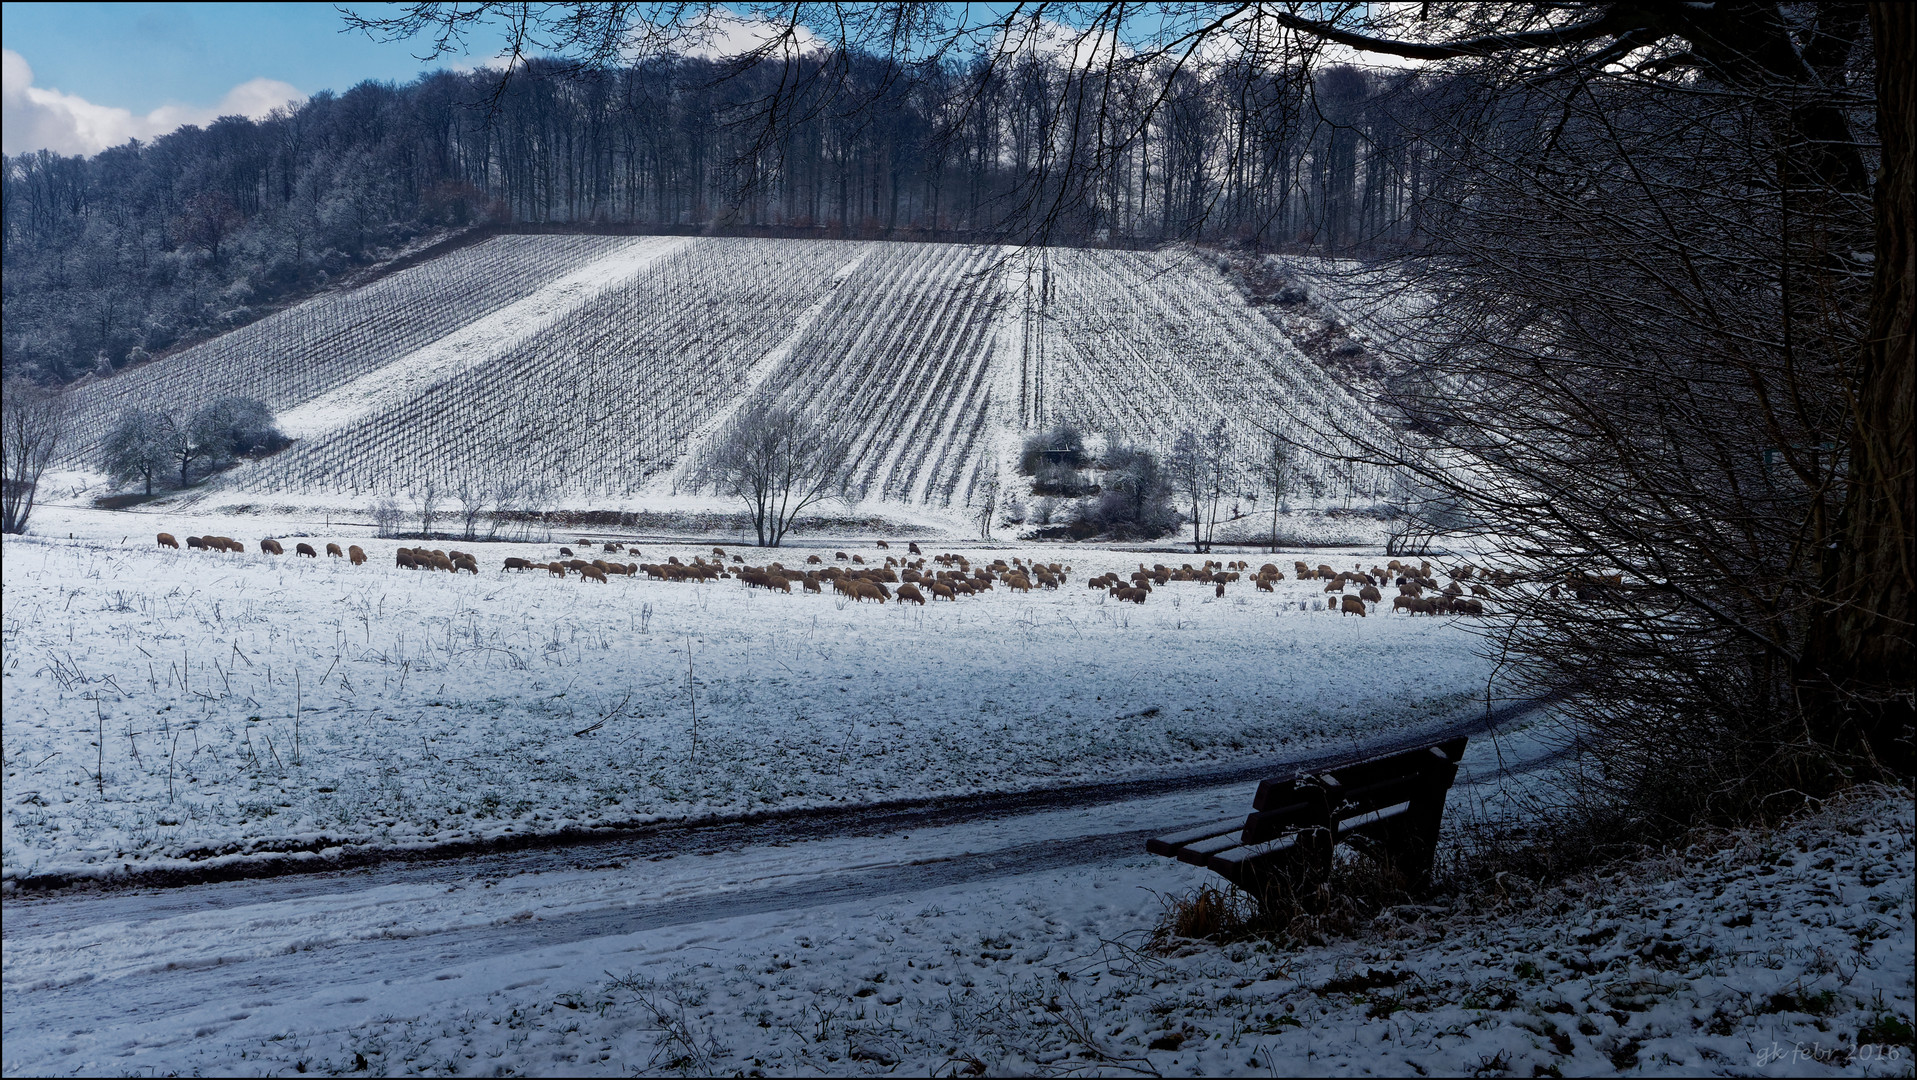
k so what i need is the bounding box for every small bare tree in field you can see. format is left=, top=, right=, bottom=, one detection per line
left=975, top=468, right=1000, bottom=540
left=698, top=402, right=848, bottom=547
left=410, top=478, right=440, bottom=539
left=2, top=380, right=67, bottom=534
left=1168, top=420, right=1233, bottom=554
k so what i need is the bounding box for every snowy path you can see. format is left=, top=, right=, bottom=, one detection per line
left=0, top=708, right=1569, bottom=1074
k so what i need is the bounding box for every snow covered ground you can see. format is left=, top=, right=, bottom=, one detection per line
left=2, top=506, right=1497, bottom=884
left=2, top=729, right=1905, bottom=1077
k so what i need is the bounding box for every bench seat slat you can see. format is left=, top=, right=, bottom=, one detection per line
left=1176, top=831, right=1248, bottom=865
left=1146, top=817, right=1250, bottom=857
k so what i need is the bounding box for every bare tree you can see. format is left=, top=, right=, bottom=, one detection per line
left=975, top=467, right=1001, bottom=539
left=452, top=469, right=488, bottom=541
left=698, top=402, right=849, bottom=546
left=371, top=493, right=405, bottom=539
left=2, top=380, right=68, bottom=534
left=410, top=478, right=441, bottom=540
left=1168, top=420, right=1232, bottom=553
left=101, top=408, right=171, bottom=497
left=1254, top=432, right=1289, bottom=554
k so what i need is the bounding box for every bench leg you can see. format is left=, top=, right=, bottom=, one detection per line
left=1235, top=825, right=1335, bottom=915
left=1374, top=766, right=1456, bottom=887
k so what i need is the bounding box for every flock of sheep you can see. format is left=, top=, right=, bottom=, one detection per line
left=152, top=530, right=1510, bottom=617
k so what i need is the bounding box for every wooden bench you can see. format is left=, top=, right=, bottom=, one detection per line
left=1147, top=736, right=1468, bottom=900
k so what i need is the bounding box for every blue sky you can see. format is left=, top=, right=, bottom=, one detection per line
left=1, top=2, right=505, bottom=155
left=2, top=2, right=463, bottom=112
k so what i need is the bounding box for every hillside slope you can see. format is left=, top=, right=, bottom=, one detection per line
left=61, top=237, right=1400, bottom=515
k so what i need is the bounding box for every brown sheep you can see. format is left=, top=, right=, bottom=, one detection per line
left=326, top=542, right=344, bottom=557
left=454, top=557, right=479, bottom=575
left=1255, top=577, right=1274, bottom=593
left=1341, top=595, right=1367, bottom=617
left=1392, top=595, right=1420, bottom=615
left=349, top=545, right=366, bottom=565
left=1324, top=578, right=1345, bottom=593
left=579, top=565, right=608, bottom=583
left=875, top=540, right=889, bottom=549
left=896, top=583, right=925, bottom=605
left=431, top=554, right=456, bottom=572
left=908, top=542, right=922, bottom=554
left=849, top=580, right=887, bottom=603
left=929, top=582, right=955, bottom=601
left=1454, top=598, right=1485, bottom=616
left=835, top=551, right=850, bottom=562
left=1359, top=584, right=1383, bottom=603
left=548, top=562, right=568, bottom=576
left=397, top=550, right=417, bottom=569
left=157, top=532, right=179, bottom=549
left=590, top=559, right=610, bottom=572
left=1214, top=582, right=1226, bottom=598
left=504, top=557, right=534, bottom=571
left=1005, top=572, right=1032, bottom=593
left=296, top=543, right=318, bottom=558
left=712, top=547, right=726, bottom=558
left=1471, top=584, right=1491, bottom=597
left=567, top=558, right=590, bottom=572
left=612, top=563, right=638, bottom=576
left=802, top=576, right=822, bottom=593
left=852, top=554, right=865, bottom=564
left=187, top=535, right=207, bottom=550
left=261, top=539, right=285, bottom=555
left=229, top=539, right=248, bottom=553
left=559, top=547, right=574, bottom=557
left=1114, top=586, right=1148, bottom=604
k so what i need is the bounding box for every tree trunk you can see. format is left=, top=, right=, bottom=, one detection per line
left=1807, top=2, right=1916, bottom=773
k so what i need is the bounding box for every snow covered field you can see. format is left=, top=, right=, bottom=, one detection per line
left=2, top=508, right=1497, bottom=885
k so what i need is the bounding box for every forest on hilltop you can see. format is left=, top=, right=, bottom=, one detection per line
left=3, top=50, right=1436, bottom=385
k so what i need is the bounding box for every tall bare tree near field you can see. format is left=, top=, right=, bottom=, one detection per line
left=699, top=402, right=849, bottom=547
left=2, top=380, right=67, bottom=533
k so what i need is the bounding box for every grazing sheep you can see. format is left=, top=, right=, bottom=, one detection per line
left=187, top=535, right=207, bottom=550
left=261, top=539, right=285, bottom=555
left=802, top=577, right=822, bottom=593
left=504, top=557, right=534, bottom=571
left=1005, top=572, right=1032, bottom=592
left=567, top=559, right=590, bottom=572
left=835, top=551, right=850, bottom=562
left=875, top=540, right=889, bottom=549
left=1341, top=595, right=1367, bottom=617
left=929, top=582, right=955, bottom=601
left=1359, top=584, right=1383, bottom=603
left=1255, top=577, right=1274, bottom=592
left=1114, top=586, right=1148, bottom=604
left=454, top=558, right=479, bottom=575
left=349, top=545, right=366, bottom=565
left=848, top=580, right=887, bottom=603
left=908, top=542, right=922, bottom=554
left=559, top=547, right=574, bottom=557
left=712, top=547, right=726, bottom=558
left=397, top=550, right=416, bottom=569
left=326, top=543, right=344, bottom=557
left=1324, top=578, right=1345, bottom=592
left=1214, top=582, right=1226, bottom=598
left=896, top=584, right=925, bottom=605
left=227, top=540, right=247, bottom=553
left=579, top=565, right=608, bottom=583
left=1454, top=598, right=1485, bottom=615
left=852, top=554, right=865, bottom=564
left=1471, top=584, right=1491, bottom=597
left=296, top=543, right=318, bottom=557
left=1392, top=595, right=1419, bottom=614
left=548, top=562, right=568, bottom=576
left=157, top=532, right=179, bottom=549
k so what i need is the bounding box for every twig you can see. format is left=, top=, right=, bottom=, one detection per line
left=686, top=635, right=699, bottom=764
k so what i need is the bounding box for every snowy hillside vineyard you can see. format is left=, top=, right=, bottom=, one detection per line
left=59, top=235, right=1397, bottom=515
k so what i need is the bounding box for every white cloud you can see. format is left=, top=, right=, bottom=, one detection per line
left=2, top=49, right=304, bottom=156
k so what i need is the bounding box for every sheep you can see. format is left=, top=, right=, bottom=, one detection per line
left=612, top=563, right=638, bottom=576
left=1471, top=584, right=1491, bottom=597
left=1114, top=586, right=1148, bottom=604
left=397, top=550, right=417, bottom=569
left=835, top=551, right=850, bottom=562
left=261, top=539, right=285, bottom=555
left=504, top=557, right=534, bottom=571
left=157, top=532, right=179, bottom=549
left=326, top=542, right=344, bottom=558
left=567, top=559, right=591, bottom=572
left=929, top=582, right=955, bottom=601
left=712, top=547, right=726, bottom=558
left=296, top=543, right=318, bottom=558
left=1004, top=572, right=1032, bottom=593
left=849, top=580, right=887, bottom=603
left=806, top=554, right=822, bottom=564
left=1215, top=582, right=1226, bottom=598
left=875, top=540, right=889, bottom=549
left=852, top=554, right=865, bottom=564
left=1359, top=584, right=1383, bottom=603
left=548, top=562, right=568, bottom=576
left=1255, top=577, right=1274, bottom=593
left=1454, top=598, right=1485, bottom=616
left=454, top=558, right=479, bottom=575
left=1392, top=595, right=1420, bottom=615
left=187, top=535, right=207, bottom=550
left=226, top=539, right=247, bottom=553
left=349, top=545, right=366, bottom=565
left=559, top=547, right=574, bottom=557
left=896, top=583, right=926, bottom=605
left=1324, top=578, right=1345, bottom=593
left=579, top=565, right=608, bottom=583
left=1341, top=595, right=1367, bottom=617
left=591, top=559, right=610, bottom=572
left=908, top=542, right=922, bottom=554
